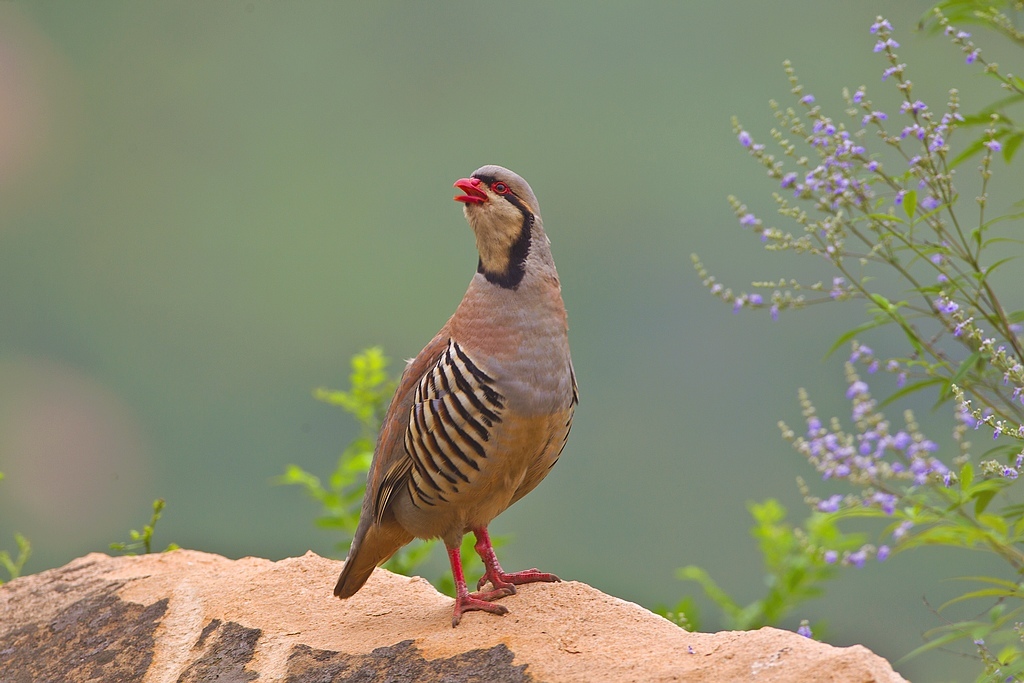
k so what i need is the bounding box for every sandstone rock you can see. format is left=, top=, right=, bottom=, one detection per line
left=0, top=550, right=907, bottom=682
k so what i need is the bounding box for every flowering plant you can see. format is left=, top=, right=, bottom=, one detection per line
left=691, top=5, right=1024, bottom=680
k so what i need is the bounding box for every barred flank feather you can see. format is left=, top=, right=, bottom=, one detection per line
left=404, top=340, right=505, bottom=509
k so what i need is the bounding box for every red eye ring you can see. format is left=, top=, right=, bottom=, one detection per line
left=491, top=181, right=510, bottom=195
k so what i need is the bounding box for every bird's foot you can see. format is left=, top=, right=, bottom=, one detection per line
left=451, top=593, right=509, bottom=627
left=476, top=567, right=561, bottom=592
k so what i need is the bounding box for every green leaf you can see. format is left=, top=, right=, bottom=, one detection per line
left=984, top=257, right=1019, bottom=280
left=977, top=513, right=1009, bottom=538
left=878, top=377, right=945, bottom=408
left=975, top=490, right=997, bottom=516
left=903, top=190, right=917, bottom=219
left=824, top=317, right=891, bottom=359
left=676, top=565, right=743, bottom=621
left=940, top=587, right=1024, bottom=611
left=948, top=351, right=984, bottom=388
left=950, top=137, right=988, bottom=169
left=960, top=462, right=974, bottom=491
left=899, top=629, right=971, bottom=662
left=862, top=212, right=906, bottom=225
left=1004, top=132, right=1024, bottom=163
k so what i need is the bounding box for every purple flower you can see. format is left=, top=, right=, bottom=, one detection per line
left=897, top=372, right=907, bottom=388
left=870, top=18, right=893, bottom=34
left=770, top=304, right=779, bottom=322
left=894, top=190, right=907, bottom=205
left=900, top=100, right=928, bottom=113
left=874, top=38, right=899, bottom=52
left=781, top=172, right=798, bottom=188
left=739, top=131, right=752, bottom=147
left=891, top=431, right=911, bottom=450
left=921, top=196, right=940, bottom=211
left=877, top=545, right=890, bottom=562
left=868, top=360, right=879, bottom=374
left=901, top=124, right=926, bottom=140
left=853, top=90, right=865, bottom=104
left=817, top=494, right=843, bottom=512
left=797, top=624, right=813, bottom=638
left=801, top=94, right=815, bottom=105
left=881, top=66, right=900, bottom=81
left=823, top=550, right=838, bottom=564
left=867, top=160, right=879, bottom=171
left=893, top=520, right=913, bottom=540
left=850, top=345, right=871, bottom=362
left=846, top=381, right=869, bottom=399
left=872, top=492, right=896, bottom=515
left=985, top=140, right=1002, bottom=152
left=749, top=294, right=763, bottom=306
left=966, top=49, right=980, bottom=64
left=1002, top=466, right=1018, bottom=479
left=862, top=111, right=888, bottom=125
left=930, top=254, right=944, bottom=265
left=740, top=213, right=757, bottom=226
left=848, top=549, right=867, bottom=568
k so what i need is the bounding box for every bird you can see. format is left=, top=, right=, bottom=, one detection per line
left=333, top=164, right=578, bottom=627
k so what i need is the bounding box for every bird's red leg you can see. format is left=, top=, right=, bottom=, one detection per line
left=472, top=527, right=560, bottom=592
left=447, top=543, right=510, bottom=627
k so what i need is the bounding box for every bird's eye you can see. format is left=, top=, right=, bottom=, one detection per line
left=491, top=182, right=510, bottom=195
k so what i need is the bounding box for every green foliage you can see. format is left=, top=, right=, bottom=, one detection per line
left=278, top=347, right=500, bottom=596
left=920, top=1, right=1024, bottom=186
left=666, top=499, right=862, bottom=633
left=109, top=498, right=180, bottom=556
left=0, top=471, right=31, bottom=584
left=691, top=5, right=1024, bottom=679
left=278, top=347, right=433, bottom=575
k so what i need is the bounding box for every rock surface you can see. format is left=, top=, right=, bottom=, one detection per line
left=0, top=549, right=907, bottom=682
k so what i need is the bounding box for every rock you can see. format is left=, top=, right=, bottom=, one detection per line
left=0, top=549, right=907, bottom=682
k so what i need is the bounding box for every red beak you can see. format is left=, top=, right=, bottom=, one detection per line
left=453, top=177, right=487, bottom=204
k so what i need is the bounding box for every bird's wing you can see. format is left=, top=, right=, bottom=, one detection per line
left=373, top=336, right=506, bottom=522
left=366, top=330, right=451, bottom=524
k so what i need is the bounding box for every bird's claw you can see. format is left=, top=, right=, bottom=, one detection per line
left=477, top=567, right=560, bottom=591
left=451, top=594, right=509, bottom=627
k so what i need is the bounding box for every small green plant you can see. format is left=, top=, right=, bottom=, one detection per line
left=109, top=498, right=180, bottom=555
left=280, top=347, right=503, bottom=595
left=664, top=499, right=864, bottom=635
left=0, top=472, right=31, bottom=584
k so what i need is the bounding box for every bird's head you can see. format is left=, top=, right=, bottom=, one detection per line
left=453, top=165, right=541, bottom=288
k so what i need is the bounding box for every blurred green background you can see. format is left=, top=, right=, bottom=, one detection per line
left=1, top=3, right=1019, bottom=680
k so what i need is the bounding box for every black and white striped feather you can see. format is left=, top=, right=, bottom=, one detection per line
left=373, top=339, right=504, bottom=524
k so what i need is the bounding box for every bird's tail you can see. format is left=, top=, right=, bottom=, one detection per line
left=334, top=522, right=413, bottom=599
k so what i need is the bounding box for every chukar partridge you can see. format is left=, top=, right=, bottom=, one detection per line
left=333, top=165, right=577, bottom=626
